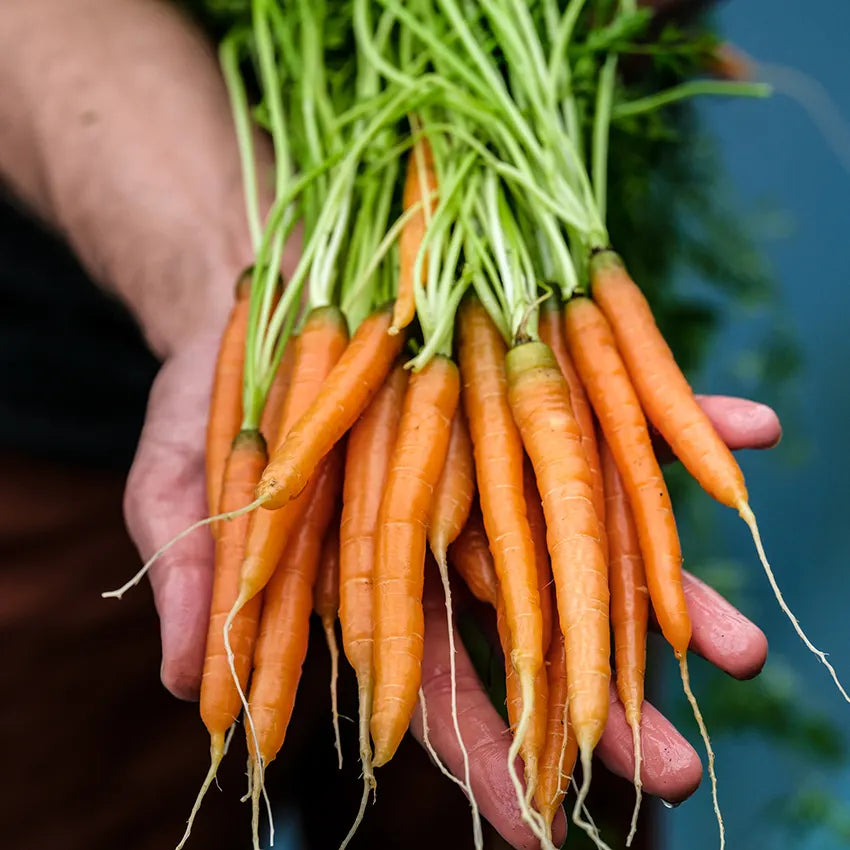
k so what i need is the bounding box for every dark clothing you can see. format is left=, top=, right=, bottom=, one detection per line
left=0, top=196, right=159, bottom=469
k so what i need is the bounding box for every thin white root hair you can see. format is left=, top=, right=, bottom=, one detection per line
left=740, top=502, right=850, bottom=703
left=436, top=549, right=484, bottom=850
left=571, top=749, right=612, bottom=850
left=679, top=656, right=724, bottom=850
left=223, top=602, right=274, bottom=847
left=174, top=734, right=225, bottom=850
left=509, top=675, right=551, bottom=848
left=323, top=618, right=344, bottom=770
left=101, top=496, right=267, bottom=599
left=626, top=719, right=643, bottom=847
left=338, top=684, right=376, bottom=850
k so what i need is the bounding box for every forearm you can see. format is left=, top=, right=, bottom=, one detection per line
left=0, top=0, right=270, bottom=357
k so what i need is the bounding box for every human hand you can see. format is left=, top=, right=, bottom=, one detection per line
left=409, top=396, right=780, bottom=850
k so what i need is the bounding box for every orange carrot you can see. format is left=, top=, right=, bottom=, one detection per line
left=176, top=428, right=267, bottom=849
left=392, top=137, right=438, bottom=334
left=429, top=407, right=476, bottom=561
left=233, top=307, right=349, bottom=613
left=257, top=305, right=405, bottom=509
left=457, top=298, right=543, bottom=685
left=447, top=500, right=499, bottom=608
left=314, top=514, right=343, bottom=770
left=600, top=435, right=648, bottom=845
left=457, top=297, right=543, bottom=836
left=522, top=459, right=554, bottom=657
left=564, top=296, right=689, bottom=661
left=259, top=339, right=295, bottom=444
left=505, top=340, right=610, bottom=838
left=535, top=625, right=577, bottom=841
left=538, top=297, right=604, bottom=530
left=206, top=271, right=251, bottom=520
left=246, top=444, right=344, bottom=829
left=371, top=355, right=460, bottom=767
left=427, top=403, right=482, bottom=844
left=337, top=363, right=408, bottom=848
left=590, top=253, right=747, bottom=512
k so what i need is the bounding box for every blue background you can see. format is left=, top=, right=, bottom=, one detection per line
left=660, top=1, right=850, bottom=848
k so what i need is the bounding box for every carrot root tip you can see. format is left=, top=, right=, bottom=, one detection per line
left=679, top=657, right=724, bottom=850
left=739, top=500, right=850, bottom=704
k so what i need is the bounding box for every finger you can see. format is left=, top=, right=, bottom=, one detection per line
left=411, top=571, right=568, bottom=850
left=597, top=684, right=702, bottom=805
left=646, top=570, right=768, bottom=680
left=123, top=337, right=219, bottom=700
left=695, top=395, right=782, bottom=450
left=682, top=570, right=768, bottom=680
left=654, top=396, right=781, bottom=463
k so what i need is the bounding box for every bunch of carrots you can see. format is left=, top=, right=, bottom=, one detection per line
left=108, top=2, right=849, bottom=848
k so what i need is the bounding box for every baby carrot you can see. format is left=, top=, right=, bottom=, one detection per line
left=535, top=624, right=577, bottom=843
left=337, top=363, right=408, bottom=849
left=538, top=297, right=604, bottom=530
left=247, top=445, right=344, bottom=836
left=522, top=459, right=554, bottom=658
left=257, top=305, right=405, bottom=509
left=314, top=514, right=343, bottom=770
left=206, top=271, right=251, bottom=520
left=601, top=436, right=648, bottom=846
left=457, top=297, right=543, bottom=838
left=590, top=250, right=850, bottom=703
left=564, top=296, right=720, bottom=847
left=233, top=307, right=349, bottom=614
left=447, top=500, right=499, bottom=609
left=371, top=355, right=460, bottom=767
left=506, top=340, right=610, bottom=840
left=392, top=136, right=438, bottom=334
left=176, top=428, right=267, bottom=849
left=564, top=296, right=689, bottom=659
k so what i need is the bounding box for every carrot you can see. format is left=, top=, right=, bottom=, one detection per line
left=566, top=296, right=721, bottom=847
left=505, top=340, right=610, bottom=843
left=522, top=459, right=554, bottom=658
left=314, top=513, right=343, bottom=771
left=447, top=499, right=499, bottom=608
left=176, top=428, right=267, bottom=850
left=429, top=407, right=476, bottom=561
left=538, top=298, right=605, bottom=536
left=259, top=338, right=295, bottom=444
left=206, top=271, right=251, bottom=521
left=246, top=444, right=345, bottom=839
left=371, top=354, right=460, bottom=767
left=427, top=404, right=482, bottom=847
left=535, top=624, right=577, bottom=843
left=564, top=296, right=689, bottom=660
left=496, top=588, right=549, bottom=806
left=392, top=136, right=438, bottom=334
left=231, top=307, right=349, bottom=616
left=457, top=297, right=543, bottom=836
left=257, top=304, right=405, bottom=510
left=590, top=251, right=850, bottom=703
left=337, top=362, right=408, bottom=849
left=601, top=435, right=648, bottom=846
